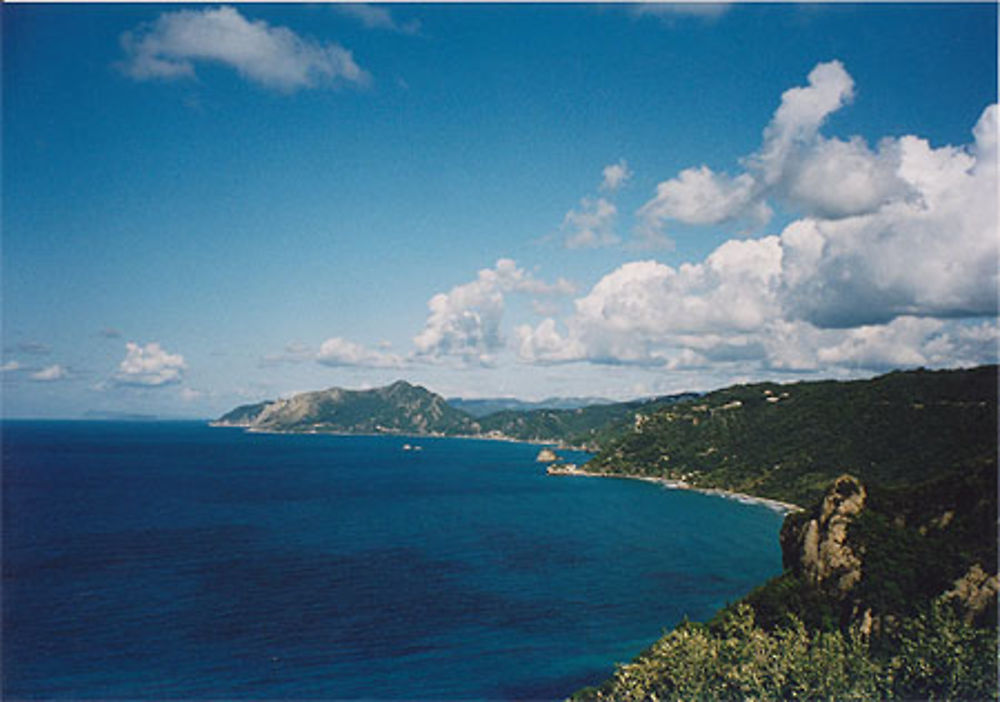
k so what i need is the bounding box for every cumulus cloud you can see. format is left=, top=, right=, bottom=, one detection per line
left=562, top=197, right=619, bottom=249
left=601, top=159, right=632, bottom=192
left=114, top=342, right=186, bottom=387
left=638, top=60, right=906, bottom=242
left=317, top=337, right=405, bottom=368
left=335, top=4, right=420, bottom=35
left=779, top=105, right=998, bottom=328
left=631, top=60, right=996, bottom=330
left=520, top=63, right=997, bottom=376
left=118, top=6, right=369, bottom=91
left=519, top=237, right=783, bottom=365
left=414, top=259, right=575, bottom=365
left=30, top=365, right=68, bottom=382
left=638, top=166, right=768, bottom=228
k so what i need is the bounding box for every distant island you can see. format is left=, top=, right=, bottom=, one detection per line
left=214, top=366, right=998, bottom=698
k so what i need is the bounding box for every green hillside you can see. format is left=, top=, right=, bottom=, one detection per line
left=574, top=365, right=998, bottom=700
left=475, top=393, right=699, bottom=448
left=213, top=381, right=698, bottom=449
left=586, top=365, right=997, bottom=506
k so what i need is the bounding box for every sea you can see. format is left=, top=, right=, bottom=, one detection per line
left=2, top=421, right=785, bottom=700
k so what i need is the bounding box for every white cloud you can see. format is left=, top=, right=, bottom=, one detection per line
left=519, top=236, right=783, bottom=365
left=114, top=342, right=187, bottom=387
left=414, top=259, right=575, bottom=365
left=119, top=6, right=369, bottom=91
left=1, top=361, right=21, bottom=372
left=30, top=365, right=68, bottom=382
left=520, top=89, right=996, bottom=372
left=638, top=166, right=768, bottom=229
left=637, top=60, right=894, bottom=242
left=631, top=59, right=997, bottom=334
left=601, top=159, right=632, bottom=192
left=317, top=337, right=404, bottom=368
left=335, top=4, right=420, bottom=35
left=780, top=105, right=998, bottom=328
left=562, top=197, right=620, bottom=249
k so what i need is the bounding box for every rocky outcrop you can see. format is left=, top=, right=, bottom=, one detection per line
left=781, top=474, right=866, bottom=597
left=941, top=563, right=999, bottom=624
left=536, top=448, right=559, bottom=463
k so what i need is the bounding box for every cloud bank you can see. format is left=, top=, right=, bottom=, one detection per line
left=119, top=6, right=369, bottom=91
left=520, top=61, right=998, bottom=375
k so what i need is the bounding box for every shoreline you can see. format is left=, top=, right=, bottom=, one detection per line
left=210, top=422, right=795, bottom=512
left=208, top=421, right=591, bottom=451
left=547, top=465, right=802, bottom=514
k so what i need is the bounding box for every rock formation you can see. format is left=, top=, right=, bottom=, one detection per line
left=781, top=474, right=866, bottom=597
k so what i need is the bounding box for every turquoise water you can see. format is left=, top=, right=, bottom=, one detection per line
left=3, top=421, right=785, bottom=699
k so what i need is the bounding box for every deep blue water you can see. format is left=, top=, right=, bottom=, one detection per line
left=3, top=421, right=785, bottom=699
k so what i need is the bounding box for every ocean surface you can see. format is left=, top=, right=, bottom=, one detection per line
left=3, top=421, right=785, bottom=699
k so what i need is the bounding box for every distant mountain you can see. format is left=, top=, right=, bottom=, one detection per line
left=213, top=381, right=699, bottom=449
left=475, top=393, right=700, bottom=448
left=213, top=380, right=479, bottom=436
left=447, top=396, right=615, bottom=418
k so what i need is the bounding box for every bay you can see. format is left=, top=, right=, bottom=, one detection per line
left=3, top=421, right=784, bottom=699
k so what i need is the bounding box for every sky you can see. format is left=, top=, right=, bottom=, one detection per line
left=2, top=2, right=997, bottom=419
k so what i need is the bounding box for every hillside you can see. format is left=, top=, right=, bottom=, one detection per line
left=213, top=380, right=479, bottom=436
left=214, top=382, right=697, bottom=448
left=475, top=393, right=699, bottom=448
left=585, top=365, right=997, bottom=506
left=447, top=396, right=614, bottom=418
left=573, top=365, right=998, bottom=700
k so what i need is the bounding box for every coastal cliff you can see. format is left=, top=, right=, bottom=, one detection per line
left=572, top=366, right=997, bottom=700
left=575, top=469, right=998, bottom=700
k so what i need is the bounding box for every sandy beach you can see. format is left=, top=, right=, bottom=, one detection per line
left=547, top=465, right=802, bottom=514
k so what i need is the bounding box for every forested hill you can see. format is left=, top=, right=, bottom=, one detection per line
left=585, top=365, right=997, bottom=507
left=575, top=365, right=998, bottom=700
left=213, top=381, right=697, bottom=449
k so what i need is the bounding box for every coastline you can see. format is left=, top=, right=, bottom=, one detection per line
left=547, top=465, right=802, bottom=514
left=208, top=421, right=590, bottom=451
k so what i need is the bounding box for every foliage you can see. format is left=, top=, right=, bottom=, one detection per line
left=586, top=365, right=997, bottom=506
left=475, top=393, right=699, bottom=447
left=574, top=602, right=997, bottom=701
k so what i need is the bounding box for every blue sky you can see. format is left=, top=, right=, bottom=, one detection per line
left=2, top=2, right=997, bottom=418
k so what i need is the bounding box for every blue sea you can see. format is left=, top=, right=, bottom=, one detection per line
left=3, top=421, right=785, bottom=699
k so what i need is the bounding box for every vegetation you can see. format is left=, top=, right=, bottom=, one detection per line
left=215, top=380, right=698, bottom=449
left=574, top=600, right=997, bottom=701
left=475, top=393, right=699, bottom=448
left=573, top=366, right=997, bottom=700
left=214, top=380, right=481, bottom=435
left=586, top=365, right=997, bottom=506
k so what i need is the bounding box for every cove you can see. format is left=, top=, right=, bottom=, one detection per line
left=3, top=421, right=785, bottom=699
